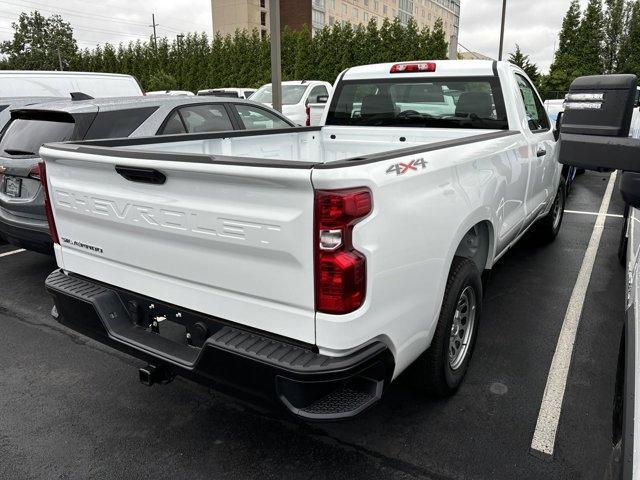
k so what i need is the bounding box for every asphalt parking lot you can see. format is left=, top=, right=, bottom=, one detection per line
left=0, top=171, right=626, bottom=480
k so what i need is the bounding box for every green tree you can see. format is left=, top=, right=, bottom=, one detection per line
left=0, top=10, right=77, bottom=70
left=576, top=0, right=605, bottom=76
left=603, top=0, right=626, bottom=72
left=146, top=70, right=178, bottom=91
left=543, top=0, right=585, bottom=96
left=429, top=19, right=449, bottom=59
left=618, top=0, right=640, bottom=76
left=508, top=44, right=540, bottom=84
left=293, top=25, right=314, bottom=79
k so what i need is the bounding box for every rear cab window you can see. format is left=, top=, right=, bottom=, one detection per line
left=0, top=112, right=76, bottom=157
left=325, top=77, right=508, bottom=130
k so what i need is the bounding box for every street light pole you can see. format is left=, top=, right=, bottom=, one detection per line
left=149, top=13, right=159, bottom=52
left=269, top=0, right=282, bottom=112
left=498, top=0, right=507, bottom=61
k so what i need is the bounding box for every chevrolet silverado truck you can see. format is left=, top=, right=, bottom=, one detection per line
left=39, top=60, right=565, bottom=420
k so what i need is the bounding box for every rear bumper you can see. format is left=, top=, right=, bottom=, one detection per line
left=45, top=269, right=394, bottom=420
left=0, top=207, right=52, bottom=254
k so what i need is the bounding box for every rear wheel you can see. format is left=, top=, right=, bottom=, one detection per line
left=535, top=177, right=566, bottom=243
left=412, top=257, right=482, bottom=396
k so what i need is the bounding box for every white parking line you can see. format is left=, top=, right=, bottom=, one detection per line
left=0, top=249, right=25, bottom=258
left=530, top=171, right=618, bottom=460
left=565, top=209, right=624, bottom=219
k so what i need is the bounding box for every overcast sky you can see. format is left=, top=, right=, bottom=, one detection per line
left=0, top=0, right=589, bottom=73
left=459, top=0, right=589, bottom=72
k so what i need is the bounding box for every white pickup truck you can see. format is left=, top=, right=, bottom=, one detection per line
left=40, top=60, right=564, bottom=420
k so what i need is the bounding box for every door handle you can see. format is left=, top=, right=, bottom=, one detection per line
left=115, top=166, right=166, bottom=185
left=536, top=147, right=547, bottom=157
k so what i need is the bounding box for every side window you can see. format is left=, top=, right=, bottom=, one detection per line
left=84, top=107, right=159, bottom=139
left=178, top=104, right=233, bottom=133
left=307, top=85, right=329, bottom=104
left=160, top=111, right=187, bottom=135
left=234, top=105, right=292, bottom=130
left=515, top=74, right=550, bottom=132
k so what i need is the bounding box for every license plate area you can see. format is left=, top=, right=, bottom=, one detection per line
left=119, top=292, right=226, bottom=350
left=5, top=176, right=22, bottom=198
left=153, top=316, right=187, bottom=344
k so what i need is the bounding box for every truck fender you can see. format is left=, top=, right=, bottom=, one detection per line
left=418, top=209, right=495, bottom=357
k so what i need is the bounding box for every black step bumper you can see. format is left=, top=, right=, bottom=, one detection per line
left=45, top=269, right=394, bottom=420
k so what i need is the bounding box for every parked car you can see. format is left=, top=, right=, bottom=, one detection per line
left=0, top=71, right=143, bottom=98
left=41, top=60, right=566, bottom=420
left=251, top=80, right=332, bottom=125
left=554, top=73, right=640, bottom=479
left=0, top=97, right=62, bottom=133
left=197, top=88, right=256, bottom=99
left=146, top=90, right=195, bottom=96
left=0, top=96, right=294, bottom=254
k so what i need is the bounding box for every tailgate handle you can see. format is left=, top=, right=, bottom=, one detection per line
left=115, top=166, right=166, bottom=185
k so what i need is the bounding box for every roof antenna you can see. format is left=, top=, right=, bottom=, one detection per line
left=70, top=92, right=94, bottom=101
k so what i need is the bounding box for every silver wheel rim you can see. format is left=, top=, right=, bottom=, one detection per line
left=552, top=186, right=563, bottom=230
left=449, top=286, right=477, bottom=371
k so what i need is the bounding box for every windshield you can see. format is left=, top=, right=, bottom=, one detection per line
left=251, top=84, right=309, bottom=105
left=325, top=77, right=508, bottom=130
left=0, top=117, right=75, bottom=157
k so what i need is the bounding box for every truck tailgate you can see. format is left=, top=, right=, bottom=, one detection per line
left=40, top=147, right=317, bottom=344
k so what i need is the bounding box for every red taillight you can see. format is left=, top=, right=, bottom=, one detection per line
left=37, top=162, right=59, bottom=245
left=305, top=105, right=311, bottom=127
left=390, top=62, right=436, bottom=73
left=314, top=188, right=372, bottom=314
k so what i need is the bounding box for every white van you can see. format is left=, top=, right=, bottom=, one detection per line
left=0, top=71, right=143, bottom=98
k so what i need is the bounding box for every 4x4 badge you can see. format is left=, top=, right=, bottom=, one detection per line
left=386, top=158, right=427, bottom=176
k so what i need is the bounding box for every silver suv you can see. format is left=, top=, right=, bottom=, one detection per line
left=0, top=95, right=294, bottom=253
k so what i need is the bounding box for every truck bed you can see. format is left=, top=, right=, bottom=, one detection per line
left=49, top=125, right=504, bottom=167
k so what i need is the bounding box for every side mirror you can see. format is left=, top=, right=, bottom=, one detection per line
left=621, top=172, right=640, bottom=209
left=559, top=74, right=640, bottom=172
left=316, top=95, right=329, bottom=104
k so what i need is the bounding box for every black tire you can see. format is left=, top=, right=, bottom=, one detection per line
left=535, top=177, right=566, bottom=244
left=412, top=257, right=482, bottom=397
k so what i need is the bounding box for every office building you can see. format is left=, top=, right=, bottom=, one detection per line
left=212, top=0, right=460, bottom=51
